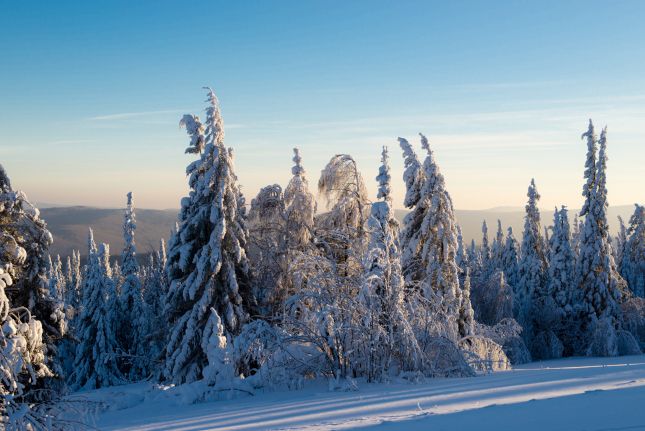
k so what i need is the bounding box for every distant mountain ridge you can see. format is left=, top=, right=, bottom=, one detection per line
left=42, top=206, right=178, bottom=258
left=395, top=205, right=636, bottom=246
left=41, top=205, right=637, bottom=258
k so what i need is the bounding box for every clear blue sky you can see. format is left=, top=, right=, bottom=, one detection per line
left=1, top=1, right=644, bottom=210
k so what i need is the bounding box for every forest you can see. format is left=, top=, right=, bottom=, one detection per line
left=1, top=88, right=644, bottom=429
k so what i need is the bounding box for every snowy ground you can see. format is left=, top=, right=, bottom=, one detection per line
left=73, top=355, right=645, bottom=431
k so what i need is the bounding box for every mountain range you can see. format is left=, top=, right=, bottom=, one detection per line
left=40, top=205, right=638, bottom=258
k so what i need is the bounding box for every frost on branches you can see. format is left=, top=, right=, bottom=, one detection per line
left=0, top=165, right=65, bottom=383
left=164, top=88, right=253, bottom=384
left=575, top=124, right=628, bottom=355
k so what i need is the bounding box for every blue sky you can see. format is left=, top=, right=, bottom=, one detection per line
left=1, top=1, right=644, bottom=210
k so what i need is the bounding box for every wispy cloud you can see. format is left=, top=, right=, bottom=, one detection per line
left=45, top=139, right=95, bottom=145
left=88, top=109, right=184, bottom=121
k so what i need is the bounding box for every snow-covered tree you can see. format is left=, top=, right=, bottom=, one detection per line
left=284, top=148, right=316, bottom=250
left=491, top=220, right=504, bottom=271
left=516, top=179, right=547, bottom=339
left=472, top=270, right=513, bottom=326
left=117, top=192, right=145, bottom=379
left=455, top=225, right=469, bottom=278
left=0, top=164, right=65, bottom=390
left=0, top=252, right=56, bottom=428
left=71, top=235, right=122, bottom=389
left=63, top=251, right=81, bottom=315
left=142, top=239, right=169, bottom=377
left=467, top=239, right=482, bottom=281
left=359, top=147, right=420, bottom=379
left=458, top=269, right=475, bottom=337
left=575, top=125, right=626, bottom=341
left=547, top=206, right=575, bottom=313
left=316, top=153, right=370, bottom=270
left=248, top=184, right=287, bottom=316
left=164, top=88, right=252, bottom=384
left=615, top=216, right=628, bottom=270
left=359, top=146, right=420, bottom=380
left=399, top=134, right=467, bottom=335
left=480, top=220, right=491, bottom=269
left=398, top=137, right=426, bottom=285
left=621, top=204, right=644, bottom=297
left=47, top=255, right=65, bottom=302
left=501, top=227, right=520, bottom=292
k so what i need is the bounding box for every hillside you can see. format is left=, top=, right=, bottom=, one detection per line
left=41, top=206, right=178, bottom=257
left=396, top=205, right=636, bottom=245
left=41, top=205, right=636, bottom=258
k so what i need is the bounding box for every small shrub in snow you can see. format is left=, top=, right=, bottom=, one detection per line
left=475, top=319, right=531, bottom=365
left=586, top=318, right=618, bottom=357
left=621, top=297, right=645, bottom=350
left=459, top=336, right=511, bottom=373
left=616, top=330, right=641, bottom=356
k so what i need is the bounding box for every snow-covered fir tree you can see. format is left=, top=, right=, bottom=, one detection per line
left=0, top=246, right=55, bottom=427
left=360, top=146, right=419, bottom=380
left=516, top=179, right=547, bottom=341
left=117, top=192, right=145, bottom=379
left=455, top=225, right=469, bottom=277
left=400, top=134, right=467, bottom=335
left=615, top=216, right=628, bottom=270
left=621, top=204, right=644, bottom=297
left=284, top=148, right=316, bottom=250
left=164, top=88, right=252, bottom=384
left=72, top=234, right=122, bottom=389
left=47, top=254, right=65, bottom=302
left=0, top=164, right=65, bottom=389
left=547, top=206, right=575, bottom=314
left=142, top=239, right=169, bottom=376
left=458, top=269, right=475, bottom=337
left=480, top=220, right=491, bottom=270
left=491, top=220, right=505, bottom=271
left=575, top=125, right=626, bottom=344
left=398, top=136, right=426, bottom=285
left=501, top=227, right=520, bottom=292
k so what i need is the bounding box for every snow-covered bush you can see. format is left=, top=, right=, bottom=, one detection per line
left=459, top=336, right=511, bottom=373
left=475, top=319, right=531, bottom=365
left=616, top=330, right=641, bottom=356
left=471, top=270, right=513, bottom=326
left=586, top=317, right=618, bottom=357
left=621, top=297, right=645, bottom=350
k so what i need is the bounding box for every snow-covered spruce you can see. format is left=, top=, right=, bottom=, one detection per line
left=360, top=146, right=422, bottom=380
left=515, top=179, right=547, bottom=346
left=142, top=239, right=169, bottom=378
left=0, top=164, right=65, bottom=385
left=621, top=204, right=644, bottom=298
left=71, top=234, right=122, bottom=389
left=575, top=124, right=627, bottom=355
left=398, top=134, right=465, bottom=331
left=163, top=88, right=253, bottom=385
left=118, top=192, right=146, bottom=379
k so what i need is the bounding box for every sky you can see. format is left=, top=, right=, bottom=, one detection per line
left=1, top=0, right=644, bottom=211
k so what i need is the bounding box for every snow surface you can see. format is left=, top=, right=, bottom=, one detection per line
left=76, top=355, right=645, bottom=430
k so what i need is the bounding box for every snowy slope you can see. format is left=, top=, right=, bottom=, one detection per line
left=74, top=355, right=645, bottom=430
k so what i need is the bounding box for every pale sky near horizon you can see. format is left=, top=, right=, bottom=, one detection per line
left=1, top=1, right=644, bottom=211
